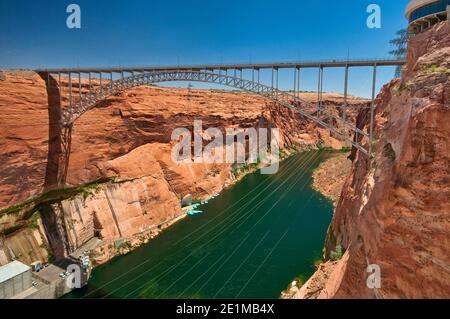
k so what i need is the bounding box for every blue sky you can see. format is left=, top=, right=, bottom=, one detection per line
left=0, top=0, right=410, bottom=97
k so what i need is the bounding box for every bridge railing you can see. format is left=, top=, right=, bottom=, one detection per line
left=36, top=58, right=405, bottom=73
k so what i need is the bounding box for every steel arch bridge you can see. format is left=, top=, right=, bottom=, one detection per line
left=37, top=59, right=405, bottom=157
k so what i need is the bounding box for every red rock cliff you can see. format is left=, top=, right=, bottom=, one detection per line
left=295, top=21, right=450, bottom=299
left=0, top=71, right=366, bottom=265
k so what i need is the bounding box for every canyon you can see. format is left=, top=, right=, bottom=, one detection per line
left=1, top=20, right=448, bottom=299
left=0, top=70, right=367, bottom=267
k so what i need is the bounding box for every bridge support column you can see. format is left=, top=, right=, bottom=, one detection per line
left=68, top=72, right=72, bottom=110
left=293, top=68, right=297, bottom=97
left=343, top=65, right=349, bottom=122
left=272, top=67, right=278, bottom=99
left=271, top=67, right=274, bottom=89
left=58, top=73, right=62, bottom=108
left=275, top=67, right=278, bottom=90
left=317, top=66, right=323, bottom=114
left=321, top=67, right=324, bottom=113
left=88, top=73, right=92, bottom=97
left=369, top=65, right=377, bottom=157
left=293, top=67, right=300, bottom=98
left=99, top=72, right=103, bottom=96
left=78, top=72, right=82, bottom=103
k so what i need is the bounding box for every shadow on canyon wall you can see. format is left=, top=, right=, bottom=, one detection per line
left=38, top=72, right=72, bottom=189
left=37, top=73, right=74, bottom=261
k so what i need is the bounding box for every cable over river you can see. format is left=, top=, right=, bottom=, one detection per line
left=66, top=150, right=335, bottom=299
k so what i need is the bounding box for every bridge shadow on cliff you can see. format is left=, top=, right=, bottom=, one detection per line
left=38, top=72, right=72, bottom=189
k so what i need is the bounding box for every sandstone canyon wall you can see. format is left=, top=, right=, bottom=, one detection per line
left=294, top=21, right=450, bottom=299
left=0, top=71, right=367, bottom=265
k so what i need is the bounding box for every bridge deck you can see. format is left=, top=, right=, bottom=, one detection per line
left=35, top=58, right=405, bottom=74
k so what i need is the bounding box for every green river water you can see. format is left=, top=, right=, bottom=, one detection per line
left=66, top=150, right=335, bottom=299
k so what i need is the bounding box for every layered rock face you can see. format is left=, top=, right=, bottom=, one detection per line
left=295, top=22, right=450, bottom=299
left=0, top=72, right=49, bottom=207
left=0, top=67, right=368, bottom=265
left=0, top=77, right=367, bottom=208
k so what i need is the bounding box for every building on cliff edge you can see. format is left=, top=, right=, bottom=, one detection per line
left=406, top=0, right=450, bottom=33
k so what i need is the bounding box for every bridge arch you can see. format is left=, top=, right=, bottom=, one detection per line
left=61, top=69, right=371, bottom=156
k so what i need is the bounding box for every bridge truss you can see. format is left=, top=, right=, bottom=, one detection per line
left=37, top=59, right=405, bottom=157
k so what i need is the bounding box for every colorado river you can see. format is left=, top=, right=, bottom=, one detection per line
left=66, top=150, right=334, bottom=299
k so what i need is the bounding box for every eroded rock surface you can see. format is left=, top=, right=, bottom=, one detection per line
left=294, top=21, right=450, bottom=299
left=0, top=71, right=367, bottom=265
